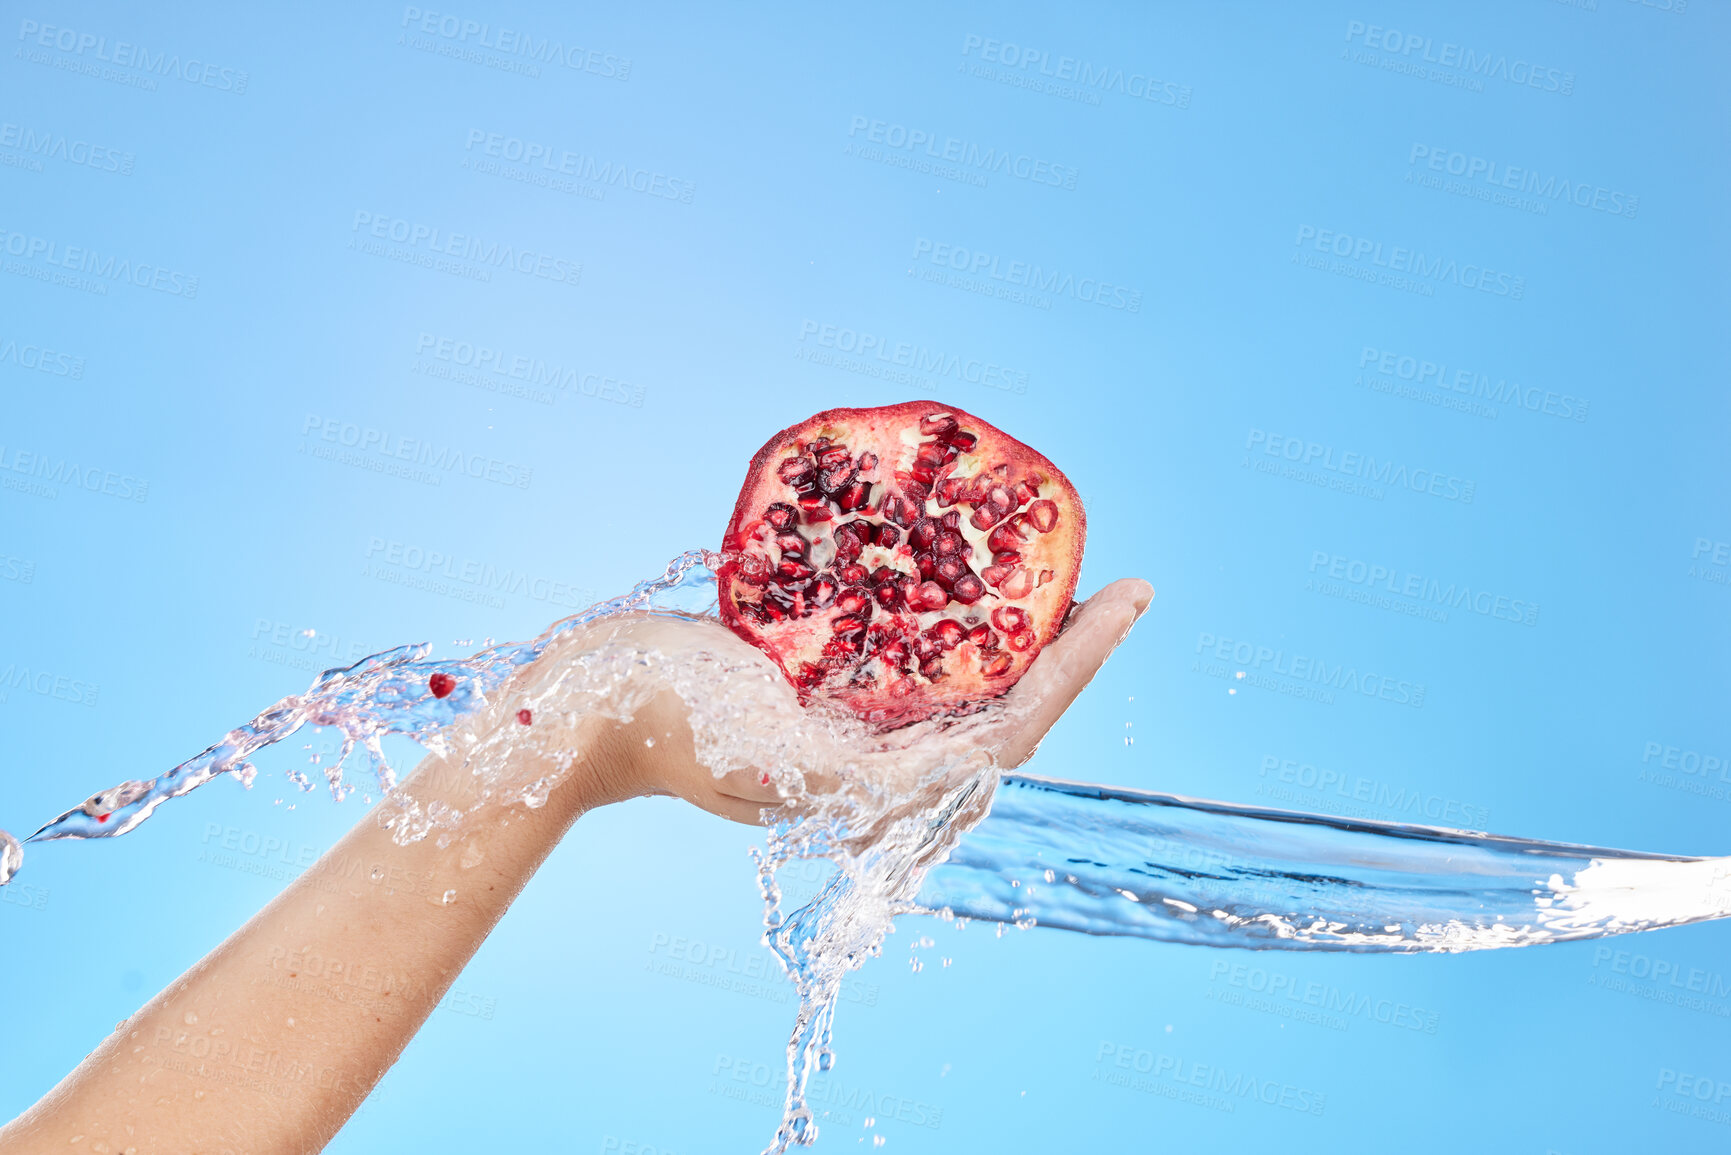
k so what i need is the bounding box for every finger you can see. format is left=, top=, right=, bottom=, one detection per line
left=704, top=791, right=775, bottom=825
left=713, top=766, right=785, bottom=805
left=992, top=578, right=1152, bottom=766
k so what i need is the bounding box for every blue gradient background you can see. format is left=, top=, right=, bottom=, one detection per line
left=3, top=2, right=1728, bottom=1151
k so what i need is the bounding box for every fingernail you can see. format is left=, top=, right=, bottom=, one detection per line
left=1129, top=581, right=1154, bottom=617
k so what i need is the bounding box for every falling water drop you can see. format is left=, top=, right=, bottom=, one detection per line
left=0, top=829, right=19, bottom=886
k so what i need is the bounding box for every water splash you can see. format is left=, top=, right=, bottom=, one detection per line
left=0, top=828, right=20, bottom=887
left=14, top=550, right=721, bottom=851
left=0, top=551, right=1004, bottom=1153
left=919, top=774, right=1731, bottom=951
left=2, top=556, right=1729, bottom=1154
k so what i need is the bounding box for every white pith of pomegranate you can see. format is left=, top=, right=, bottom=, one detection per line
left=717, top=401, right=1086, bottom=727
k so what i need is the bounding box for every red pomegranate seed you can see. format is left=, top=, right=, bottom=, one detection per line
left=516, top=708, right=533, bottom=725
left=981, top=653, right=1013, bottom=677
left=835, top=588, right=871, bottom=614
left=969, top=505, right=1003, bottom=531
left=428, top=673, right=456, bottom=698
left=1007, top=630, right=1036, bottom=652
left=1000, top=568, right=1033, bottom=598
left=951, top=573, right=986, bottom=604
left=992, top=606, right=1029, bottom=634
left=928, top=619, right=966, bottom=649
left=835, top=481, right=871, bottom=511
left=1026, top=499, right=1060, bottom=533
left=909, top=581, right=948, bottom=612
left=987, top=516, right=1032, bottom=555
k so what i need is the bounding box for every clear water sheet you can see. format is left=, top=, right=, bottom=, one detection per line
left=919, top=773, right=1731, bottom=952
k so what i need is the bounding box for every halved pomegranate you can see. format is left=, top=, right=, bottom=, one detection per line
left=718, top=401, right=1085, bottom=727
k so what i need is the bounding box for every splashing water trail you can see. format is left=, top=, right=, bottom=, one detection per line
left=2, top=552, right=1729, bottom=1153
left=917, top=775, right=1731, bottom=952
left=0, top=550, right=1005, bottom=1152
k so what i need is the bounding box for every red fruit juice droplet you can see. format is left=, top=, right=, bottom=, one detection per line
left=428, top=673, right=456, bottom=699
left=516, top=709, right=533, bottom=726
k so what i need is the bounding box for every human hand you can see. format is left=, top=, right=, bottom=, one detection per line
left=510, top=578, right=1152, bottom=825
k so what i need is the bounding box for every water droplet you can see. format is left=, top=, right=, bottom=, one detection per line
left=370, top=866, right=385, bottom=881
left=818, top=1049, right=834, bottom=1072
left=286, top=1017, right=296, bottom=1027
left=863, top=1116, right=875, bottom=1128
left=644, top=737, right=656, bottom=748
left=443, top=889, right=457, bottom=904
left=1043, top=869, right=1055, bottom=883
left=0, top=829, right=21, bottom=886
left=182, top=1011, right=197, bottom=1025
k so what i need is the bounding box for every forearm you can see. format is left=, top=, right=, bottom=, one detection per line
left=1, top=710, right=636, bottom=1155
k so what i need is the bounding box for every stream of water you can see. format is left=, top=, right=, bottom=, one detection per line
left=2, top=555, right=1726, bottom=1152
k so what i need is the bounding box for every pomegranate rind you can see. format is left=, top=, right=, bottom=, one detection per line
left=717, top=400, right=1086, bottom=727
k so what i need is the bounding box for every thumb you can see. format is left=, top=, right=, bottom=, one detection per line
left=992, top=578, right=1152, bottom=767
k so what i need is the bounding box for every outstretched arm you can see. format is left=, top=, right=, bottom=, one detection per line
left=0, top=580, right=1149, bottom=1155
